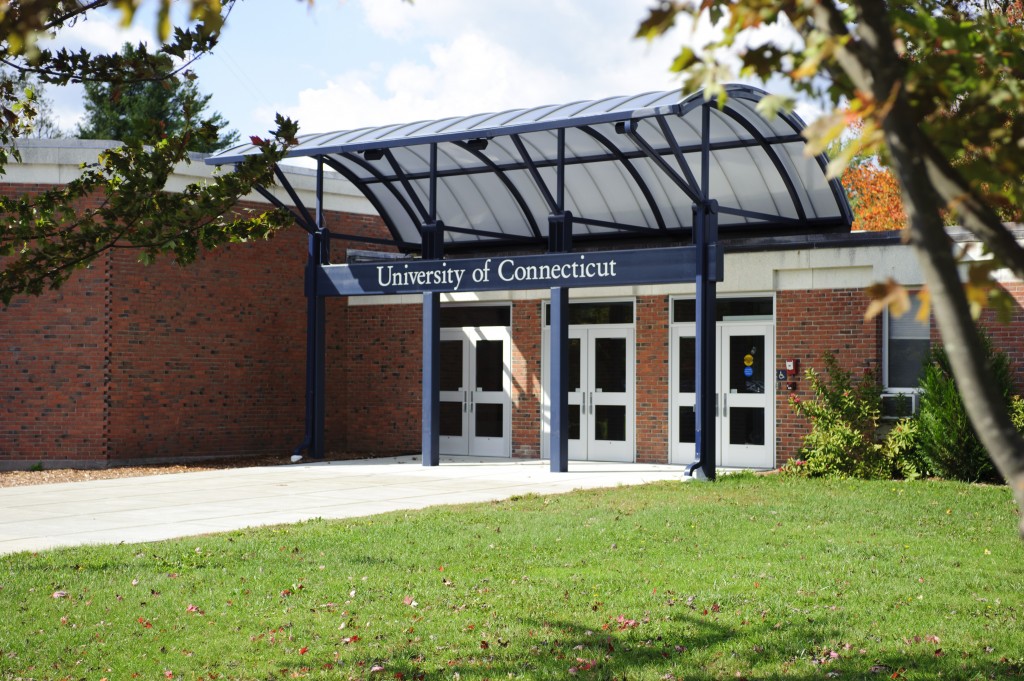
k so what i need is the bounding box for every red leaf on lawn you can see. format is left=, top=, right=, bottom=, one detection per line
left=299, top=646, right=309, bottom=655
left=403, top=595, right=417, bottom=607
left=164, top=671, right=174, bottom=679
left=480, top=640, right=489, bottom=649
left=138, top=617, right=153, bottom=629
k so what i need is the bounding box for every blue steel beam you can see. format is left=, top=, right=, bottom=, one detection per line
left=549, top=285, right=569, bottom=472
left=577, top=125, right=667, bottom=230
left=422, top=291, right=441, bottom=467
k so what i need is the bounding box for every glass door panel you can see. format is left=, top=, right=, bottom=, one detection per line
left=587, top=329, right=633, bottom=461
left=439, top=334, right=469, bottom=451
left=543, top=326, right=634, bottom=462
left=439, top=327, right=511, bottom=457
left=564, top=333, right=586, bottom=459
left=670, top=321, right=774, bottom=468
left=466, top=327, right=510, bottom=457
left=670, top=325, right=698, bottom=465
left=721, top=324, right=773, bottom=468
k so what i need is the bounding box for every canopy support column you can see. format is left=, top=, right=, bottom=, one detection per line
left=422, top=289, right=441, bottom=467
left=295, top=160, right=329, bottom=462
left=421, top=217, right=444, bottom=467
left=548, top=208, right=572, bottom=473
left=688, top=201, right=718, bottom=479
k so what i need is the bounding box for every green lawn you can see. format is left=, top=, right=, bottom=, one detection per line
left=1, top=475, right=1022, bottom=680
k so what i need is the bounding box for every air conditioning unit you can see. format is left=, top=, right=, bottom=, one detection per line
left=881, top=392, right=918, bottom=419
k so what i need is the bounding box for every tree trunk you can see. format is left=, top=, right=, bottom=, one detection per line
left=827, top=0, right=1024, bottom=540
left=884, top=115, right=1024, bottom=541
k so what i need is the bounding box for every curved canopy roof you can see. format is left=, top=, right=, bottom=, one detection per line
left=208, top=85, right=852, bottom=251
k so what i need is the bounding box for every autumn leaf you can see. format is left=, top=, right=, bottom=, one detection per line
left=865, top=278, right=912, bottom=320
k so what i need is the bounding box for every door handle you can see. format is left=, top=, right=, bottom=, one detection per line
left=722, top=393, right=728, bottom=416
left=469, top=391, right=474, bottom=413
left=589, top=392, right=594, bottom=415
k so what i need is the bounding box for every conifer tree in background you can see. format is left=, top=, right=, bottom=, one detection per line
left=76, top=43, right=237, bottom=153
left=0, top=0, right=297, bottom=306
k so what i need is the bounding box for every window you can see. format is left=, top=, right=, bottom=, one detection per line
left=441, top=305, right=511, bottom=328
left=544, top=301, right=634, bottom=325
left=884, top=296, right=930, bottom=391
left=672, top=297, right=773, bottom=323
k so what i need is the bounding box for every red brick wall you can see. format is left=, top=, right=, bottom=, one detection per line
left=0, top=253, right=111, bottom=466
left=104, top=229, right=309, bottom=463
left=2, top=185, right=391, bottom=468
left=976, top=282, right=1024, bottom=391
left=774, top=288, right=882, bottom=462
left=342, top=302, right=422, bottom=454
left=635, top=295, right=669, bottom=463
left=511, top=300, right=542, bottom=458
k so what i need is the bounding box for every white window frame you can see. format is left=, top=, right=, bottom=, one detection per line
left=881, top=295, right=929, bottom=419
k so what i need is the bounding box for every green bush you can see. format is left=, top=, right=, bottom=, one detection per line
left=784, top=352, right=926, bottom=480
left=916, top=333, right=1010, bottom=484
left=882, top=417, right=925, bottom=480
left=785, top=352, right=890, bottom=479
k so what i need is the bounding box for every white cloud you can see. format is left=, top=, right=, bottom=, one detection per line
left=50, top=10, right=153, bottom=54
left=270, top=0, right=693, bottom=134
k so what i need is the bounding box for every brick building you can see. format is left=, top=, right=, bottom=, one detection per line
left=3, top=103, right=1023, bottom=472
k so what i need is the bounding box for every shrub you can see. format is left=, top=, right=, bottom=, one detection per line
left=784, top=352, right=926, bottom=480
left=785, top=352, right=891, bottom=479
left=882, top=417, right=925, bottom=480
left=916, top=332, right=1010, bottom=484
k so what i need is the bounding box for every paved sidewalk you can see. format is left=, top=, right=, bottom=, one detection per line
left=0, top=456, right=689, bottom=555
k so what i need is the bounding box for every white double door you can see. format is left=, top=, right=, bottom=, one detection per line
left=439, top=327, right=511, bottom=457
left=670, top=322, right=774, bottom=469
left=543, top=327, right=635, bottom=462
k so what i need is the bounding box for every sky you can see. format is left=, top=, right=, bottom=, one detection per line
left=45, top=0, right=814, bottom=145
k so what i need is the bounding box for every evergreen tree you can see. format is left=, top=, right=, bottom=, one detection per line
left=76, top=43, right=238, bottom=153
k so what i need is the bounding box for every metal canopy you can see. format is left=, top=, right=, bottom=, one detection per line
left=207, top=85, right=852, bottom=250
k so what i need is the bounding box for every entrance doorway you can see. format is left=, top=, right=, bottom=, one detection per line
left=542, top=302, right=635, bottom=462
left=439, top=324, right=511, bottom=457
left=670, top=298, right=775, bottom=469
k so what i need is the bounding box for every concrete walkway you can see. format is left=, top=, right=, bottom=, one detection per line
left=0, top=456, right=690, bottom=555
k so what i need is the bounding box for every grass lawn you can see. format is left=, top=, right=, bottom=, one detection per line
left=1, top=475, right=1022, bottom=680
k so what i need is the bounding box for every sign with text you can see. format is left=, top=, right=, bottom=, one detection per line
left=316, top=245, right=722, bottom=297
